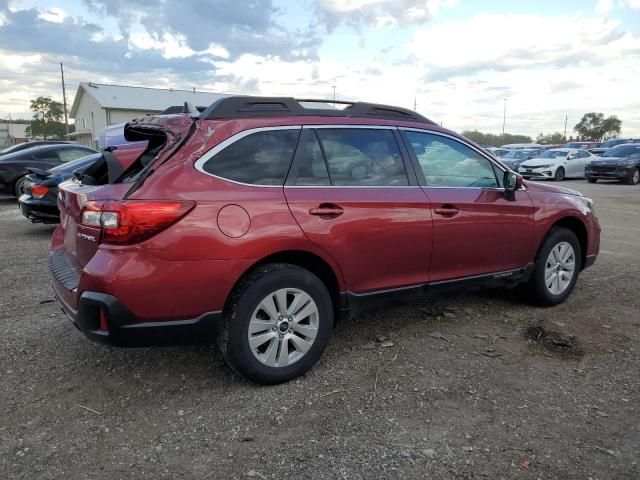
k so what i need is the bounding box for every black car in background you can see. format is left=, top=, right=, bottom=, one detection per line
left=589, top=138, right=639, bottom=156
left=499, top=148, right=541, bottom=171
left=0, top=144, right=97, bottom=196
left=586, top=144, right=640, bottom=184
left=0, top=140, right=73, bottom=157
left=18, top=153, right=102, bottom=223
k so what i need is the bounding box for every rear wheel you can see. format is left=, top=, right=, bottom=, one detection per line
left=587, top=177, right=597, bottom=184
left=554, top=167, right=565, bottom=181
left=525, top=227, right=581, bottom=306
left=221, top=263, right=333, bottom=384
left=625, top=168, right=640, bottom=185
left=13, top=176, right=28, bottom=197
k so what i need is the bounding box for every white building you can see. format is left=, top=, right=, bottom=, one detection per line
left=0, top=123, right=29, bottom=148
left=69, top=83, right=228, bottom=147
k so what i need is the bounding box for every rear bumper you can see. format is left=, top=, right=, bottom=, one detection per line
left=54, top=287, right=222, bottom=347
left=18, top=195, right=60, bottom=223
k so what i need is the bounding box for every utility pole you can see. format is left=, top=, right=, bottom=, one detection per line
left=332, top=85, right=336, bottom=102
left=60, top=62, right=69, bottom=135
left=414, top=97, right=417, bottom=111
left=564, top=114, right=568, bottom=140
left=502, top=98, right=507, bottom=138
left=8, top=113, right=13, bottom=145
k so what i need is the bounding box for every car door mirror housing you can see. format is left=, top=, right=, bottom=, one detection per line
left=504, top=171, right=523, bottom=193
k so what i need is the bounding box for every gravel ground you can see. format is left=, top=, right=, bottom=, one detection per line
left=1, top=180, right=639, bottom=479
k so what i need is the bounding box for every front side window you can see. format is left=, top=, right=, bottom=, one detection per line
left=405, top=131, right=499, bottom=188
left=202, top=129, right=300, bottom=185
left=314, top=128, right=408, bottom=186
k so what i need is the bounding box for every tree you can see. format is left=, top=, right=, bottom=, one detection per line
left=536, top=132, right=566, bottom=145
left=461, top=130, right=533, bottom=147
left=574, top=113, right=622, bottom=142
left=28, top=96, right=67, bottom=140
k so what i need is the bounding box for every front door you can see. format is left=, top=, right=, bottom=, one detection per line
left=284, top=127, right=433, bottom=293
left=400, top=129, right=535, bottom=282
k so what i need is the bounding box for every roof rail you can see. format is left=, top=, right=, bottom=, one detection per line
left=198, top=96, right=436, bottom=125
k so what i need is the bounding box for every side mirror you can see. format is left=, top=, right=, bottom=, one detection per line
left=504, top=171, right=523, bottom=193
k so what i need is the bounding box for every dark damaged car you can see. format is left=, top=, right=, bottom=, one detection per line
left=0, top=144, right=97, bottom=197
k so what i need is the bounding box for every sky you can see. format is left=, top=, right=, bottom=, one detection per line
left=1, top=0, right=640, bottom=138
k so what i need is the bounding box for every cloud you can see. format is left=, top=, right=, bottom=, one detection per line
left=315, top=0, right=457, bottom=29
left=408, top=13, right=640, bottom=81
left=596, top=0, right=613, bottom=14
left=82, top=0, right=321, bottom=61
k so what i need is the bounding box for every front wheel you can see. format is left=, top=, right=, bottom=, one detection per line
left=525, top=227, right=582, bottom=306
left=554, top=167, right=565, bottom=181
left=625, top=168, right=640, bottom=185
left=587, top=177, right=597, bottom=184
left=221, top=263, right=333, bottom=384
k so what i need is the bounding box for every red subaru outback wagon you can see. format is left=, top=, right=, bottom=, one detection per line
left=50, top=97, right=600, bottom=384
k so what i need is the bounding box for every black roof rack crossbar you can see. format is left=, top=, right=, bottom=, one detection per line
left=198, top=96, right=436, bottom=125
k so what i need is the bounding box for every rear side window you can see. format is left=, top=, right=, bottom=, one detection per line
left=405, top=131, right=499, bottom=188
left=202, top=129, right=300, bottom=185
left=315, top=129, right=408, bottom=186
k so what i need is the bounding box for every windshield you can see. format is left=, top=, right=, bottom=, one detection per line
left=600, top=139, right=626, bottom=148
left=538, top=150, right=567, bottom=158
left=503, top=150, right=528, bottom=159
left=603, top=145, right=640, bottom=158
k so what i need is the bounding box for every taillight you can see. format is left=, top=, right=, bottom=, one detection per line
left=80, top=201, right=194, bottom=244
left=31, top=184, right=49, bottom=199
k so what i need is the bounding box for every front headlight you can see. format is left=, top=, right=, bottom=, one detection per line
left=579, top=197, right=595, bottom=215
left=619, top=159, right=636, bottom=166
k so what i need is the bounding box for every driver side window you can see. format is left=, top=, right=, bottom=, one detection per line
left=404, top=131, right=499, bottom=188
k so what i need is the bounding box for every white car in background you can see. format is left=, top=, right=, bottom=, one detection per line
left=518, top=148, right=596, bottom=181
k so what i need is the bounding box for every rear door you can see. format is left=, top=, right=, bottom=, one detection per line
left=284, top=126, right=433, bottom=293
left=400, top=129, right=534, bottom=282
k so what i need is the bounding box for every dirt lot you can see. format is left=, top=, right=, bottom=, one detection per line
left=1, top=180, right=638, bottom=479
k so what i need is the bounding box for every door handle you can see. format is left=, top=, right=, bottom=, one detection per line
left=309, top=203, right=344, bottom=218
left=434, top=205, right=459, bottom=217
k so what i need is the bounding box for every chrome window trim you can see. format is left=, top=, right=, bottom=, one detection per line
left=192, top=124, right=520, bottom=190
left=193, top=125, right=302, bottom=187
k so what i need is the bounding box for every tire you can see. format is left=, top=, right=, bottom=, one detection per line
left=13, top=175, right=28, bottom=197
left=525, top=227, right=582, bottom=307
left=221, top=263, right=333, bottom=384
left=554, top=167, right=565, bottom=181
left=587, top=177, right=597, bottom=184
left=625, top=168, right=640, bottom=185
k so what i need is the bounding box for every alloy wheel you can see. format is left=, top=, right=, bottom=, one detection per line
left=247, top=288, right=319, bottom=368
left=633, top=169, right=640, bottom=185
left=544, top=241, right=576, bottom=295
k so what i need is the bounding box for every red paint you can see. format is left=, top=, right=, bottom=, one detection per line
left=217, top=204, right=251, bottom=238
left=49, top=111, right=601, bottom=325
